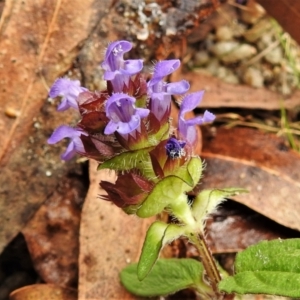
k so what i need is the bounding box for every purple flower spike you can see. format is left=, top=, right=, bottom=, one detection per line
left=101, top=41, right=143, bottom=92
left=47, top=125, right=88, bottom=160
left=49, top=78, right=87, bottom=111
left=104, top=93, right=150, bottom=135
left=148, top=60, right=190, bottom=120
left=178, top=91, right=216, bottom=145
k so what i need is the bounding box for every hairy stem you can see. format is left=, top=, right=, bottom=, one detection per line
left=190, top=232, right=223, bottom=299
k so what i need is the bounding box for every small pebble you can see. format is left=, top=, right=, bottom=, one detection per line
left=45, top=170, right=52, bottom=177
left=215, top=26, right=233, bottom=41
left=243, top=67, right=264, bottom=88
left=5, top=107, right=20, bottom=118
left=205, top=58, right=220, bottom=76
left=240, top=2, right=265, bottom=24
left=209, top=41, right=239, bottom=57
left=216, top=66, right=240, bottom=84
left=264, top=47, right=283, bottom=65
left=257, top=33, right=274, bottom=51
left=222, top=44, right=257, bottom=64
left=194, top=51, right=210, bottom=66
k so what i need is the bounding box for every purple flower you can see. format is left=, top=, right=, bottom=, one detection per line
left=178, top=91, right=215, bottom=145
left=147, top=60, right=190, bottom=120
left=47, top=125, right=88, bottom=160
left=101, top=41, right=143, bottom=92
left=104, top=93, right=150, bottom=135
left=165, top=137, right=186, bottom=159
left=49, top=78, right=87, bottom=111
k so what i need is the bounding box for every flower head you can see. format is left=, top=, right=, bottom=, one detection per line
left=47, top=125, right=88, bottom=160
left=49, top=78, right=87, bottom=111
left=101, top=41, right=143, bottom=92
left=178, top=91, right=215, bottom=145
left=104, top=93, right=149, bottom=135
left=147, top=60, right=189, bottom=121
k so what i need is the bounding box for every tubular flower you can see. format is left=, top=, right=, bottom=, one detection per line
left=101, top=40, right=143, bottom=92
left=47, top=125, right=88, bottom=160
left=104, top=93, right=150, bottom=135
left=147, top=60, right=190, bottom=121
left=178, top=91, right=216, bottom=145
left=49, top=78, right=87, bottom=111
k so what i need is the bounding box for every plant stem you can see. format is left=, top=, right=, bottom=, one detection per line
left=190, top=232, right=222, bottom=299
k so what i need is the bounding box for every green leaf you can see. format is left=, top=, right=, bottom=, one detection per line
left=121, top=258, right=210, bottom=297
left=98, top=147, right=152, bottom=171
left=137, top=222, right=186, bottom=280
left=192, top=188, right=247, bottom=228
left=219, top=238, right=300, bottom=297
left=137, top=221, right=168, bottom=280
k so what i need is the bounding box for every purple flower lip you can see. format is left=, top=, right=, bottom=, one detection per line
left=47, top=125, right=88, bottom=160
left=101, top=41, right=143, bottom=92
left=49, top=78, right=87, bottom=111
left=178, top=91, right=216, bottom=145
left=104, top=93, right=150, bottom=135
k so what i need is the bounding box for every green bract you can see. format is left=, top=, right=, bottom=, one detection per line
left=137, top=221, right=186, bottom=280
left=137, top=157, right=203, bottom=218
left=192, top=188, right=248, bottom=229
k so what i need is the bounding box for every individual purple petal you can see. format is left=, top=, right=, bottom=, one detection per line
left=122, top=59, right=143, bottom=75
left=103, top=41, right=132, bottom=72
left=149, top=60, right=181, bottom=85
left=165, top=80, right=190, bottom=94
left=179, top=91, right=205, bottom=114
left=101, top=41, right=143, bottom=92
left=178, top=91, right=215, bottom=145
left=47, top=125, right=87, bottom=160
left=104, top=93, right=150, bottom=135
left=184, top=110, right=216, bottom=126
left=49, top=78, right=87, bottom=111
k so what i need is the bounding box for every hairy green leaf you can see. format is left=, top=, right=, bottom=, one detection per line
left=121, top=258, right=211, bottom=297
left=219, top=238, right=300, bottom=297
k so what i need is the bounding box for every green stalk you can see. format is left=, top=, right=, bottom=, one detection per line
left=190, top=232, right=223, bottom=299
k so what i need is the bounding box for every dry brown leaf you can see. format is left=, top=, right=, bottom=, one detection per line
left=171, top=71, right=300, bottom=110
left=206, top=202, right=300, bottom=254
left=79, top=160, right=155, bottom=300
left=200, top=126, right=300, bottom=231
left=22, top=175, right=86, bottom=286
left=9, top=284, right=77, bottom=300
left=0, top=0, right=110, bottom=254
left=256, top=0, right=300, bottom=45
